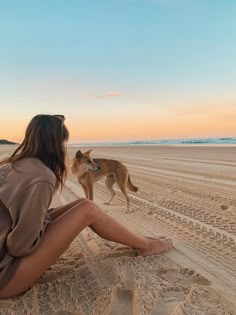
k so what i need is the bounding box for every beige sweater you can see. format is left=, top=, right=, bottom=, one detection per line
left=0, top=157, right=56, bottom=289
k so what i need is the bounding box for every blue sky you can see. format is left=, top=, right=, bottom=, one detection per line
left=0, top=0, right=235, bottom=142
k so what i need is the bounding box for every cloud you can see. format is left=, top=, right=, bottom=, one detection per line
left=80, top=92, right=121, bottom=100
left=95, top=92, right=121, bottom=99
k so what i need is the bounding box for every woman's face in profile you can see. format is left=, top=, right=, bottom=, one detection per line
left=62, top=140, right=68, bottom=149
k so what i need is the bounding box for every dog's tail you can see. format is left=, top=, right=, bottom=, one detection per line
left=127, top=175, right=138, bottom=192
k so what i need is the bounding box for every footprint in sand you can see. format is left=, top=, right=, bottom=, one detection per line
left=220, top=204, right=229, bottom=210
left=179, top=268, right=211, bottom=286
left=150, top=286, right=189, bottom=315
left=158, top=267, right=210, bottom=286
left=111, top=287, right=135, bottom=315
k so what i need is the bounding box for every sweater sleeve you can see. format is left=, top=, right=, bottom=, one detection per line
left=6, top=181, right=55, bottom=257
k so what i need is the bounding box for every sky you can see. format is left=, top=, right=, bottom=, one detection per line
left=0, top=0, right=236, bottom=143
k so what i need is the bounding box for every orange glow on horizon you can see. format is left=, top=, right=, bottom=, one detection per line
left=1, top=102, right=235, bottom=143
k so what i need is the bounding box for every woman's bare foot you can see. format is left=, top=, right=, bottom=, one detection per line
left=138, top=237, right=173, bottom=257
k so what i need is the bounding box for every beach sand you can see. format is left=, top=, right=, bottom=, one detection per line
left=0, top=144, right=236, bottom=314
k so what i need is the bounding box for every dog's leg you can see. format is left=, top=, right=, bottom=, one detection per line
left=104, top=175, right=116, bottom=205
left=87, top=183, right=94, bottom=200
left=81, top=184, right=89, bottom=199
left=116, top=175, right=130, bottom=212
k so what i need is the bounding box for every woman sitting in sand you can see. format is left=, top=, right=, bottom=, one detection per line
left=0, top=114, right=172, bottom=299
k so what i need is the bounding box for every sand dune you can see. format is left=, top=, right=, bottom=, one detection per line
left=0, top=144, right=236, bottom=314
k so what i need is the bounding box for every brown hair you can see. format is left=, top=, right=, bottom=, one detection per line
left=0, top=114, right=69, bottom=190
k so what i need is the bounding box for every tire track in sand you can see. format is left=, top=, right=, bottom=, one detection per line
left=59, top=184, right=137, bottom=314
left=66, top=178, right=236, bottom=297
left=57, top=185, right=109, bottom=291
left=96, top=182, right=236, bottom=296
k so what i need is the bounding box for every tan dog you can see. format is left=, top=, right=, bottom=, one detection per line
left=71, top=149, right=138, bottom=210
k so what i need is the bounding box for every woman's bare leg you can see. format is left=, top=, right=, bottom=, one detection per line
left=0, top=200, right=172, bottom=299
left=48, top=198, right=87, bottom=220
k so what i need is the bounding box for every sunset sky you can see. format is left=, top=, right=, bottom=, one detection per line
left=0, top=0, right=235, bottom=143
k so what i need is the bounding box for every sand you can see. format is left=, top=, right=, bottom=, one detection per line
left=0, top=144, right=236, bottom=314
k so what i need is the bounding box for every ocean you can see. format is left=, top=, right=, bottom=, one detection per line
left=69, top=137, right=236, bottom=146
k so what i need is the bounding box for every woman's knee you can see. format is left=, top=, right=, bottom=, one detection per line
left=75, top=197, right=88, bottom=205
left=75, top=199, right=101, bottom=222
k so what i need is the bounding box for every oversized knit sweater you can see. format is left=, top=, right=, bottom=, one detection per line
left=0, top=157, right=56, bottom=289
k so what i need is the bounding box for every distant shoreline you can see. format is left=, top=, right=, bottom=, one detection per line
left=1, top=136, right=236, bottom=146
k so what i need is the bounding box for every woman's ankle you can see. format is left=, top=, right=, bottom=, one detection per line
left=136, top=237, right=152, bottom=251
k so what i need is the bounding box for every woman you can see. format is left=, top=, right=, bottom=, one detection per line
left=0, top=114, right=172, bottom=299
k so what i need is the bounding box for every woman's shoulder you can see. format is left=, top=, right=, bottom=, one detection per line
left=14, top=157, right=56, bottom=186
left=0, top=157, right=56, bottom=209
left=0, top=163, right=13, bottom=186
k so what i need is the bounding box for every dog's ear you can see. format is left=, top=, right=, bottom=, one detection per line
left=76, top=150, right=82, bottom=158
left=84, top=148, right=93, bottom=155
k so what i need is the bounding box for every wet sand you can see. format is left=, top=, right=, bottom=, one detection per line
left=0, top=144, right=236, bottom=314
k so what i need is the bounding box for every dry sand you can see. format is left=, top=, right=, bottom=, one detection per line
left=0, top=144, right=236, bottom=314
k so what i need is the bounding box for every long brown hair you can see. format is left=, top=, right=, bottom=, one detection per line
left=0, top=114, right=69, bottom=190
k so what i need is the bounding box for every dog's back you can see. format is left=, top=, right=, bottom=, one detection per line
left=71, top=150, right=138, bottom=210
left=90, top=158, right=126, bottom=178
